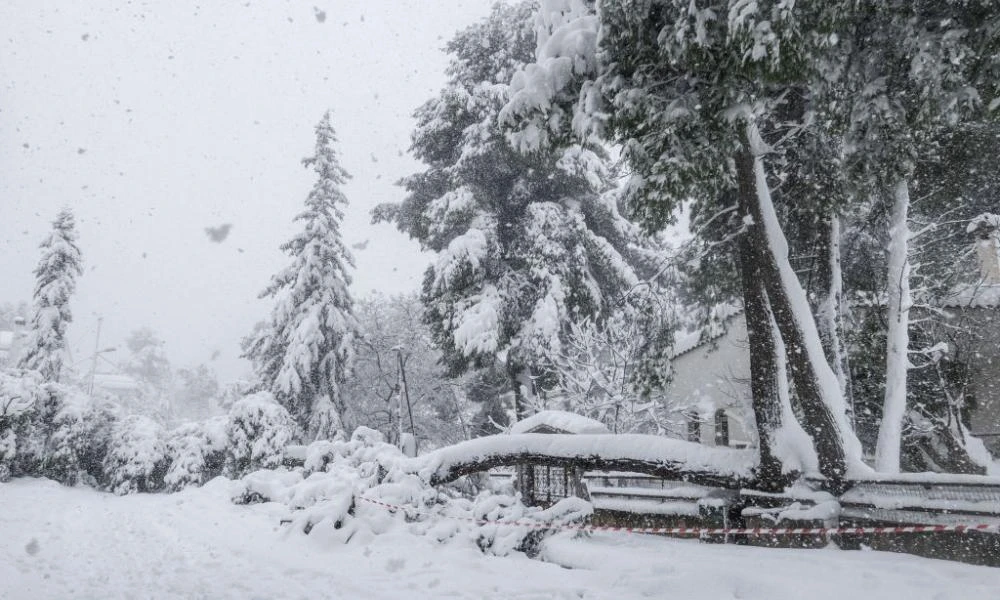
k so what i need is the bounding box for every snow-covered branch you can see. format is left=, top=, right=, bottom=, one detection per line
left=405, top=433, right=757, bottom=489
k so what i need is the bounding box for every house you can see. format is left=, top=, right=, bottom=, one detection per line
left=664, top=218, right=1000, bottom=457
left=90, top=372, right=142, bottom=405
left=940, top=215, right=1000, bottom=454
left=661, top=305, right=754, bottom=450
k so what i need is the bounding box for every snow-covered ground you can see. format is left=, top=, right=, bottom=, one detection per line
left=2, top=478, right=998, bottom=600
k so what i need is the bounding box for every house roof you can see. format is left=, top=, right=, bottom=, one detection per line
left=670, top=303, right=744, bottom=359
left=92, top=373, right=140, bottom=391
left=510, top=410, right=610, bottom=435
left=0, top=331, right=13, bottom=349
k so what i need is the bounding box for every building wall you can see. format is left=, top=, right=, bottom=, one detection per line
left=959, top=308, right=1000, bottom=454
left=663, top=316, right=754, bottom=448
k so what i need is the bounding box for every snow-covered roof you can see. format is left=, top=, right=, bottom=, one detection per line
left=0, top=331, right=13, bottom=349
left=510, top=410, right=610, bottom=435
left=670, top=304, right=743, bottom=359
left=941, top=283, right=1000, bottom=309
left=92, top=373, right=140, bottom=391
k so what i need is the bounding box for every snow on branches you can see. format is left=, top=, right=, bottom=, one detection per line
left=382, top=3, right=650, bottom=420
left=19, top=209, right=83, bottom=383
left=245, top=112, right=360, bottom=441
left=224, top=392, right=296, bottom=477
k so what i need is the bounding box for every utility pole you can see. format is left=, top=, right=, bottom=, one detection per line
left=394, top=347, right=417, bottom=456
left=87, top=316, right=103, bottom=395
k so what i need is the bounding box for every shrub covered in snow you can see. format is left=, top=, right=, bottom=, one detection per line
left=231, top=425, right=593, bottom=558
left=470, top=494, right=592, bottom=557
left=224, top=392, right=296, bottom=477
left=42, top=384, right=117, bottom=486
left=164, top=416, right=228, bottom=491
left=0, top=369, right=47, bottom=481
left=103, top=415, right=170, bottom=495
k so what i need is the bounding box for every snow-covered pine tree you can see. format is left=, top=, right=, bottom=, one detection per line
left=516, top=0, right=865, bottom=485
left=19, top=208, right=83, bottom=383
left=244, top=112, right=359, bottom=441
left=375, top=2, right=650, bottom=420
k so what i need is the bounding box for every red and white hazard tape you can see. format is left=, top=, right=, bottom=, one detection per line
left=358, top=496, right=1000, bottom=537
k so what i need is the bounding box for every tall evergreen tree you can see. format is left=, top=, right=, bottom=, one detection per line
left=502, top=0, right=874, bottom=485
left=19, top=208, right=83, bottom=383
left=244, top=112, right=359, bottom=441
left=376, top=1, right=652, bottom=420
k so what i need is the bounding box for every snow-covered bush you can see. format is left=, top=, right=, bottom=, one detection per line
left=468, top=494, right=592, bottom=558
left=224, top=392, right=296, bottom=477
left=42, top=384, right=116, bottom=486
left=164, top=416, right=228, bottom=491
left=233, top=426, right=432, bottom=544
left=0, top=369, right=46, bottom=481
left=231, top=425, right=593, bottom=558
left=102, top=415, right=169, bottom=495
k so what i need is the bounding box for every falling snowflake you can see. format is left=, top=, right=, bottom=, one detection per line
left=204, top=224, right=233, bottom=243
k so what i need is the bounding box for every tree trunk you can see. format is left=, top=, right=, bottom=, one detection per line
left=327, top=381, right=348, bottom=439
left=876, top=179, right=912, bottom=473
left=736, top=158, right=790, bottom=490
left=740, top=121, right=866, bottom=487
left=814, top=215, right=855, bottom=422
left=411, top=433, right=756, bottom=489
left=508, top=363, right=532, bottom=421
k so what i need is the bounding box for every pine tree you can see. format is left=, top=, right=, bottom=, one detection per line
left=376, top=2, right=652, bottom=420
left=244, top=112, right=359, bottom=441
left=19, top=208, right=83, bottom=383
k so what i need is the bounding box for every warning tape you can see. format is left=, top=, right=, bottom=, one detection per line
left=358, top=496, right=1000, bottom=537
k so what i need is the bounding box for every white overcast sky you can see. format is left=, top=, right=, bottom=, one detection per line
left=0, top=0, right=493, bottom=381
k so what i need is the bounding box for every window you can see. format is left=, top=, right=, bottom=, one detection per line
left=714, top=410, right=730, bottom=447
left=687, top=416, right=701, bottom=443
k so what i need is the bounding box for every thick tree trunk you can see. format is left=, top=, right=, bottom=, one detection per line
left=876, top=179, right=912, bottom=473
left=814, top=215, right=855, bottom=421
left=327, top=381, right=348, bottom=439
left=410, top=433, right=756, bottom=489
left=739, top=121, right=866, bottom=487
left=507, top=363, right=530, bottom=421
left=767, top=299, right=821, bottom=477
left=736, top=158, right=791, bottom=490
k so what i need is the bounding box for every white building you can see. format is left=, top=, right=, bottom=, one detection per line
left=662, top=309, right=754, bottom=449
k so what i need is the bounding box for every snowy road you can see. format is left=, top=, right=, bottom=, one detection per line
left=1, top=478, right=998, bottom=599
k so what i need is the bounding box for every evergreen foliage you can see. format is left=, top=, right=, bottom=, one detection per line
left=103, top=415, right=170, bottom=495
left=378, top=1, right=652, bottom=417
left=245, top=112, right=360, bottom=441
left=223, top=392, right=296, bottom=478
left=19, top=209, right=83, bottom=383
